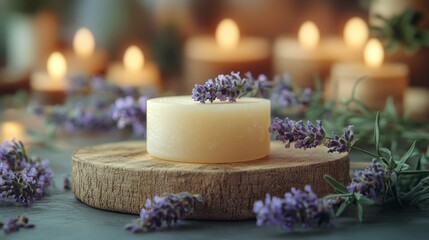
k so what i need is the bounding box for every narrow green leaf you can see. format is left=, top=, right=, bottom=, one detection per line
left=336, top=201, right=350, bottom=217
left=374, top=112, right=381, bottom=156
left=357, top=202, right=363, bottom=223
left=395, top=141, right=417, bottom=173
left=324, top=175, right=349, bottom=194
left=358, top=196, right=377, bottom=205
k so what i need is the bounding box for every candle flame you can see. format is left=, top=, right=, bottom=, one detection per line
left=73, top=28, right=95, bottom=57
left=344, top=17, right=368, bottom=47
left=1, top=121, right=24, bottom=142
left=364, top=38, right=384, bottom=68
left=47, top=52, right=67, bottom=78
left=216, top=18, right=240, bottom=49
left=124, top=46, right=144, bottom=71
left=298, top=21, right=319, bottom=50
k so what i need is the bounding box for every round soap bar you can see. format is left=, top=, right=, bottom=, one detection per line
left=147, top=96, right=270, bottom=163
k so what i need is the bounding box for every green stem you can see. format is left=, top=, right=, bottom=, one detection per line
left=352, top=146, right=379, bottom=158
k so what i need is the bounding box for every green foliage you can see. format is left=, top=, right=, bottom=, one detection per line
left=324, top=112, right=429, bottom=223
left=303, top=80, right=428, bottom=156
left=371, top=7, right=429, bottom=53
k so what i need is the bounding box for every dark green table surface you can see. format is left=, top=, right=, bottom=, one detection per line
left=1, top=110, right=429, bottom=240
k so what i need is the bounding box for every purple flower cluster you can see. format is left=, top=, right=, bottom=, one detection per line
left=0, top=216, right=34, bottom=234
left=326, top=126, right=355, bottom=153
left=270, top=74, right=312, bottom=108
left=111, top=96, right=148, bottom=135
left=347, top=159, right=385, bottom=200
left=125, top=193, right=203, bottom=233
left=29, top=76, right=153, bottom=136
left=253, top=185, right=334, bottom=230
left=0, top=140, right=53, bottom=206
left=270, top=117, right=326, bottom=150
left=242, top=72, right=272, bottom=98
left=270, top=117, right=355, bottom=153
left=192, top=71, right=271, bottom=103
left=192, top=72, right=244, bottom=103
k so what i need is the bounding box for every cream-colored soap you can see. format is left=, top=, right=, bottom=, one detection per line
left=147, top=96, right=270, bottom=163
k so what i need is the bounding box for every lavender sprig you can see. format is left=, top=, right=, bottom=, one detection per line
left=125, top=193, right=203, bottom=233
left=0, top=216, right=34, bottom=234
left=0, top=139, right=53, bottom=206
left=192, top=71, right=271, bottom=103
left=270, top=117, right=355, bottom=153
left=111, top=96, right=148, bottom=136
left=29, top=76, right=153, bottom=136
left=347, top=159, right=385, bottom=200
left=270, top=74, right=312, bottom=109
left=253, top=185, right=334, bottom=231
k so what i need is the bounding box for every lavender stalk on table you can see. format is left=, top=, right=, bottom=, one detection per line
left=111, top=96, right=148, bottom=136
left=125, top=193, right=203, bottom=233
left=0, top=139, right=53, bottom=206
left=0, top=215, right=34, bottom=234
left=347, top=159, right=385, bottom=200
left=29, top=76, right=153, bottom=136
left=253, top=185, right=334, bottom=230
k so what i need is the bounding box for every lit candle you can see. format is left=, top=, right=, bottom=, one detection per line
left=30, top=51, right=68, bottom=104
left=0, top=121, right=25, bottom=143
left=184, top=18, right=271, bottom=92
left=274, top=19, right=368, bottom=88
left=66, top=28, right=108, bottom=75
left=147, top=96, right=270, bottom=163
left=106, top=45, right=161, bottom=90
left=330, top=39, right=408, bottom=111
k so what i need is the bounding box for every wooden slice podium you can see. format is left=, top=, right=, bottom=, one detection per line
left=72, top=141, right=350, bottom=220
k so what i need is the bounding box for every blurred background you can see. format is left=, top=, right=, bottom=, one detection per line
left=0, top=0, right=428, bottom=86
left=0, top=0, right=428, bottom=144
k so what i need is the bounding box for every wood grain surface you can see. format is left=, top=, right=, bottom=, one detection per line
left=72, top=141, right=350, bottom=220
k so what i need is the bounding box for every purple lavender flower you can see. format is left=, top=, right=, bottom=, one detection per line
left=192, top=71, right=266, bottom=103
left=253, top=185, right=334, bottom=231
left=1, top=215, right=34, bottom=234
left=325, top=125, right=355, bottom=153
left=271, top=117, right=356, bottom=153
left=270, top=117, right=325, bottom=149
left=243, top=72, right=272, bottom=98
left=347, top=159, right=385, bottom=200
left=125, top=193, right=203, bottom=233
left=270, top=74, right=312, bottom=108
left=0, top=139, right=53, bottom=206
left=111, top=96, right=148, bottom=135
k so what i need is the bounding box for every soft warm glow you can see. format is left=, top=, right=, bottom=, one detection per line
left=298, top=21, right=319, bottom=50
left=47, top=52, right=67, bottom=78
left=216, top=18, right=240, bottom=49
left=73, top=28, right=95, bottom=57
left=1, top=121, right=24, bottom=142
left=344, top=17, right=369, bottom=47
left=124, top=46, right=144, bottom=71
left=364, top=38, right=384, bottom=68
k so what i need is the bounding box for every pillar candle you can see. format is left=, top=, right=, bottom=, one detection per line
left=30, top=52, right=68, bottom=104
left=107, top=45, right=161, bottom=91
left=66, top=28, right=108, bottom=75
left=184, top=18, right=271, bottom=93
left=329, top=39, right=409, bottom=111
left=147, top=96, right=270, bottom=163
left=274, top=19, right=368, bottom=89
